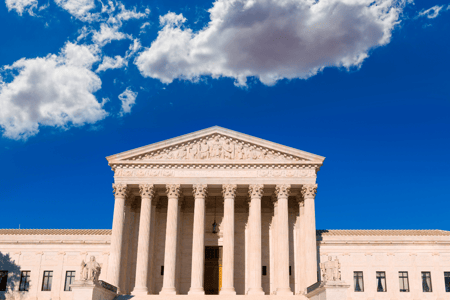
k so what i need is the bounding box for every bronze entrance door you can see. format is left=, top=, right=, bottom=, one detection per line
left=204, top=246, right=222, bottom=294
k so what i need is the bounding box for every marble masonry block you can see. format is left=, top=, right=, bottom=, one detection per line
left=71, top=280, right=117, bottom=300
left=306, top=281, right=350, bottom=300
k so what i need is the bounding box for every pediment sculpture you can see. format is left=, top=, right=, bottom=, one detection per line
left=320, top=256, right=341, bottom=282
left=126, top=135, right=305, bottom=162
left=80, top=256, right=101, bottom=282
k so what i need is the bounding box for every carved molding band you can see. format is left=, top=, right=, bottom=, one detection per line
left=126, top=134, right=305, bottom=162
left=248, top=184, right=264, bottom=199
left=275, top=184, right=291, bottom=198
left=193, top=184, right=208, bottom=198
left=166, top=184, right=182, bottom=198
left=301, top=184, right=317, bottom=199
left=114, top=168, right=316, bottom=178
left=222, top=184, right=237, bottom=198
left=139, top=184, right=155, bottom=198
left=113, top=183, right=128, bottom=198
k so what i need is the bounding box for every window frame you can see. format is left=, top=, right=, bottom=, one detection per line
left=399, top=271, right=410, bottom=292
left=19, top=271, right=31, bottom=292
left=41, top=271, right=53, bottom=291
left=421, top=271, right=432, bottom=293
left=353, top=271, right=364, bottom=292
left=0, top=270, right=8, bottom=292
left=64, top=271, right=76, bottom=291
left=445, top=272, right=450, bottom=293
left=376, top=271, right=387, bottom=292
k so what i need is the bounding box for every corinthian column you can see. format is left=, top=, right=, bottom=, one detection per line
left=132, top=184, right=155, bottom=295
left=275, top=184, right=293, bottom=295
left=188, top=184, right=208, bottom=295
left=220, top=184, right=237, bottom=295
left=301, top=184, right=318, bottom=287
left=108, top=183, right=128, bottom=292
left=160, top=184, right=182, bottom=295
left=295, top=194, right=306, bottom=294
left=248, top=184, right=265, bottom=295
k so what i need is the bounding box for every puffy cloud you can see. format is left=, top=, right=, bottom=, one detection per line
left=118, top=87, right=137, bottom=115
left=96, top=55, right=127, bottom=72
left=417, top=5, right=445, bottom=19
left=54, top=0, right=98, bottom=21
left=135, top=0, right=408, bottom=86
left=5, top=0, right=38, bottom=15
left=92, top=23, right=131, bottom=46
left=0, top=43, right=108, bottom=140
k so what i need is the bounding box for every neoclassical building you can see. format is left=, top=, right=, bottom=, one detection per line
left=1, top=127, right=450, bottom=300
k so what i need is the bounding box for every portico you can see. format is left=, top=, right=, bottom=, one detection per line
left=105, top=127, right=324, bottom=296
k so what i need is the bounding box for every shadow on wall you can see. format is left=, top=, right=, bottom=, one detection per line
left=316, top=230, right=329, bottom=282
left=0, top=252, right=22, bottom=300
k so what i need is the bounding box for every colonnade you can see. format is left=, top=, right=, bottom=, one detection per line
left=108, top=183, right=318, bottom=296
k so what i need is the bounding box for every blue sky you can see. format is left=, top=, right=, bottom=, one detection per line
left=0, top=0, right=449, bottom=231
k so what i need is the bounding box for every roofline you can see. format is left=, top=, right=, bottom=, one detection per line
left=105, top=126, right=325, bottom=162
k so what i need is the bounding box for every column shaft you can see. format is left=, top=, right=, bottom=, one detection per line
left=248, top=184, right=264, bottom=295
left=108, top=183, right=128, bottom=291
left=188, top=184, right=208, bottom=295
left=160, top=184, right=181, bottom=295
left=275, top=184, right=293, bottom=295
left=297, top=198, right=307, bottom=294
left=302, top=184, right=318, bottom=287
left=132, top=184, right=155, bottom=295
left=220, top=184, right=237, bottom=295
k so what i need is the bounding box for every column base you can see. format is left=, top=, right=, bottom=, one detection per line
left=131, top=286, right=149, bottom=296
left=160, top=287, right=177, bottom=295
left=219, top=287, right=236, bottom=295
left=248, top=288, right=265, bottom=295
left=188, top=288, right=205, bottom=295
left=276, top=288, right=294, bottom=295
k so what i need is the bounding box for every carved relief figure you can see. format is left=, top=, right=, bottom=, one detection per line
left=200, top=140, right=209, bottom=159
left=80, top=256, right=101, bottom=282
left=210, top=137, right=223, bottom=158
left=223, top=140, right=234, bottom=159
left=188, top=143, right=198, bottom=159
left=235, top=143, right=244, bottom=159
left=320, top=256, right=341, bottom=282
left=177, top=146, right=187, bottom=159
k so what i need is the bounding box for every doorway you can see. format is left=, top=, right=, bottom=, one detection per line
left=204, top=246, right=222, bottom=294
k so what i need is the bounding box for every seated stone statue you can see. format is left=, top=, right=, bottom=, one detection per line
left=320, top=256, right=341, bottom=282
left=80, top=256, right=101, bottom=282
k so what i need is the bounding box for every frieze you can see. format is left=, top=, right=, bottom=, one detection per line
left=114, top=168, right=316, bottom=178
left=125, top=134, right=306, bottom=162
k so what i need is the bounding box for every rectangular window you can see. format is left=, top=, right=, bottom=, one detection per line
left=64, top=271, right=76, bottom=291
left=376, top=271, right=387, bottom=292
left=19, top=271, right=31, bottom=292
left=399, top=271, right=409, bottom=292
left=0, top=271, right=8, bottom=291
left=354, top=271, right=364, bottom=292
left=445, top=272, right=450, bottom=293
left=262, top=266, right=267, bottom=276
left=289, top=266, right=291, bottom=276
left=161, top=266, right=164, bottom=276
left=422, top=272, right=432, bottom=292
left=41, top=271, right=53, bottom=291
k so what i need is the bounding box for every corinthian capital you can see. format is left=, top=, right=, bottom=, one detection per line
left=113, top=183, right=128, bottom=198
left=193, top=184, right=208, bottom=198
left=248, top=184, right=264, bottom=199
left=139, top=184, right=155, bottom=198
left=275, top=184, right=291, bottom=198
left=301, top=184, right=317, bottom=199
left=166, top=184, right=182, bottom=198
left=222, top=184, right=237, bottom=198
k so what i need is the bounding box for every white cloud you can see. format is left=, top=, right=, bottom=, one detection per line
left=5, top=0, right=38, bottom=15
left=96, top=55, right=127, bottom=72
left=0, top=43, right=108, bottom=140
left=118, top=87, right=137, bottom=115
left=54, top=0, right=98, bottom=21
left=417, top=5, right=444, bottom=19
left=135, top=0, right=408, bottom=86
left=92, top=23, right=131, bottom=46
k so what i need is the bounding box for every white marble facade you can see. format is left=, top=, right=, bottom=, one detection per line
left=1, top=127, right=450, bottom=300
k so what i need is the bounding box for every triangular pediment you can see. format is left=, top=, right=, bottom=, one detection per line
left=106, top=126, right=325, bottom=164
